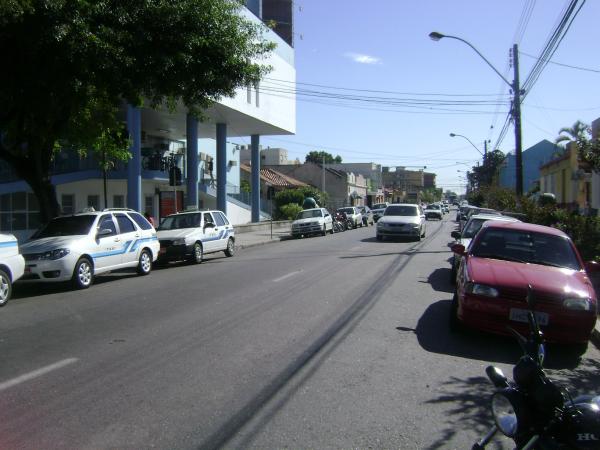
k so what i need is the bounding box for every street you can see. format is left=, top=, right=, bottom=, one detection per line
left=1, top=216, right=599, bottom=449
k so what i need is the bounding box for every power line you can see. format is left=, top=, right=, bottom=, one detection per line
left=520, top=50, right=600, bottom=73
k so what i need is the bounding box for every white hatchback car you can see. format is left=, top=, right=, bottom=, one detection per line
left=20, top=209, right=159, bottom=289
left=156, top=210, right=235, bottom=263
left=376, top=203, right=426, bottom=241
left=291, top=208, right=334, bottom=238
left=0, top=233, right=25, bottom=306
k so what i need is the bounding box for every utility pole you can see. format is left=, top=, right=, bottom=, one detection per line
left=322, top=154, right=326, bottom=197
left=513, top=44, right=523, bottom=197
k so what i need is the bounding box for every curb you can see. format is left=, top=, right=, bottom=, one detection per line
left=235, top=236, right=287, bottom=251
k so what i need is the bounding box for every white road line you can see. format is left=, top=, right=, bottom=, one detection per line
left=350, top=245, right=361, bottom=251
left=272, top=271, right=301, bottom=283
left=0, top=358, right=78, bottom=392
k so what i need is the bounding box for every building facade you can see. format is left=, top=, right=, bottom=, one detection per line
left=498, top=140, right=559, bottom=193
left=0, top=2, right=296, bottom=240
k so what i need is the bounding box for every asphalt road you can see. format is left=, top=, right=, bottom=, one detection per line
left=1, top=216, right=599, bottom=449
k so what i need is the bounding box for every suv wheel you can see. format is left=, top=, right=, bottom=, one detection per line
left=190, top=242, right=203, bottom=264
left=0, top=269, right=12, bottom=306
left=137, top=250, right=152, bottom=275
left=224, top=238, right=235, bottom=257
left=72, top=258, right=93, bottom=289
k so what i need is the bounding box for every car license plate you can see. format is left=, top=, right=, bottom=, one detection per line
left=509, top=308, right=549, bottom=326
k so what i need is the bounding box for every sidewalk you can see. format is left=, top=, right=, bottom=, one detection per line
left=234, top=222, right=292, bottom=250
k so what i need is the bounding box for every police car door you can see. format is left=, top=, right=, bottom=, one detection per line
left=94, top=214, right=122, bottom=270
left=114, top=213, right=140, bottom=266
left=202, top=212, right=219, bottom=252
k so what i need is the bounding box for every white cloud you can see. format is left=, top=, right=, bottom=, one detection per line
left=345, top=52, right=382, bottom=65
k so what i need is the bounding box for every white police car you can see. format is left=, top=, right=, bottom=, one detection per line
left=156, top=210, right=235, bottom=263
left=0, top=233, right=25, bottom=306
left=20, top=209, right=159, bottom=289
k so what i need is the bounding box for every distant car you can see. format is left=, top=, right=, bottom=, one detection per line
left=156, top=210, right=235, bottom=263
left=376, top=203, right=426, bottom=241
left=291, top=208, right=334, bottom=238
left=337, top=207, right=362, bottom=229
left=460, top=207, right=498, bottom=231
left=0, top=233, right=25, bottom=306
left=371, top=202, right=389, bottom=222
left=424, top=203, right=443, bottom=220
left=451, top=221, right=598, bottom=348
left=20, top=209, right=159, bottom=289
left=449, top=214, right=520, bottom=284
left=359, top=206, right=374, bottom=226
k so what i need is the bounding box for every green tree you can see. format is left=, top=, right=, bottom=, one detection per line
left=0, top=0, right=274, bottom=222
left=554, top=121, right=600, bottom=174
left=469, top=149, right=505, bottom=189
left=305, top=151, right=342, bottom=164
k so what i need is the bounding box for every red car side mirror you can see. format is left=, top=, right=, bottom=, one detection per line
left=451, top=243, right=466, bottom=256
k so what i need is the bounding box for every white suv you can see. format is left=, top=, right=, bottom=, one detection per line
left=0, top=233, right=25, bottom=306
left=20, top=209, right=159, bottom=289
left=156, top=210, right=235, bottom=263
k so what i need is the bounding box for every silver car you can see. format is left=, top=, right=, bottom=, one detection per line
left=376, top=203, right=426, bottom=241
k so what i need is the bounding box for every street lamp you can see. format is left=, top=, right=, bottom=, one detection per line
left=430, top=31, right=523, bottom=196
left=449, top=133, right=486, bottom=159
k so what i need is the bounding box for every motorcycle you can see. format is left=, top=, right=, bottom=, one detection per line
left=473, top=285, right=600, bottom=450
left=333, top=211, right=351, bottom=232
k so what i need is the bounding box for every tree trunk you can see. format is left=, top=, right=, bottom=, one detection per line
left=26, top=175, right=61, bottom=224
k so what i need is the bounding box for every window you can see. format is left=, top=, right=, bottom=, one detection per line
left=129, top=212, right=153, bottom=231
left=214, top=212, right=226, bottom=226
left=113, top=195, right=125, bottom=208
left=88, top=195, right=100, bottom=210
left=0, top=192, right=41, bottom=232
left=62, top=194, right=75, bottom=215
left=115, top=214, right=136, bottom=233
left=216, top=212, right=230, bottom=226
left=98, top=215, right=117, bottom=236
left=144, top=195, right=154, bottom=216
left=203, top=212, right=215, bottom=225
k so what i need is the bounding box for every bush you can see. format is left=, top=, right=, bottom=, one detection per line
left=279, top=203, right=303, bottom=220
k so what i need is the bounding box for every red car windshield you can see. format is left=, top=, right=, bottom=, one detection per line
left=471, top=228, right=581, bottom=271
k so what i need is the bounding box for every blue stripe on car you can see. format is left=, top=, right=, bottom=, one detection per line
left=0, top=241, right=18, bottom=248
left=91, top=240, right=133, bottom=259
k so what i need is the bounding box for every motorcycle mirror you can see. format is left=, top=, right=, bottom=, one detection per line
left=485, top=365, right=509, bottom=388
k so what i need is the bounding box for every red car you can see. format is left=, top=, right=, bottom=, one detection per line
left=451, top=221, right=598, bottom=347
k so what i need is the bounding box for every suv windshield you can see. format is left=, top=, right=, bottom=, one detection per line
left=338, top=208, right=355, bottom=215
left=472, top=228, right=581, bottom=270
left=373, top=203, right=387, bottom=210
left=384, top=205, right=418, bottom=216
left=33, top=215, right=96, bottom=238
left=427, top=204, right=441, bottom=210
left=159, top=213, right=201, bottom=230
left=297, top=209, right=323, bottom=219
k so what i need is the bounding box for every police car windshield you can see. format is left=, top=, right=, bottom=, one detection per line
left=385, top=205, right=417, bottom=216
left=159, top=213, right=201, bottom=230
left=34, top=215, right=96, bottom=238
left=297, top=209, right=323, bottom=219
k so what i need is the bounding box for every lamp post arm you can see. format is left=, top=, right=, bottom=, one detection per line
left=450, top=133, right=484, bottom=157
left=442, top=35, right=513, bottom=89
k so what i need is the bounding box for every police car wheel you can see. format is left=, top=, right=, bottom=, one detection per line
left=191, top=242, right=203, bottom=264
left=0, top=269, right=12, bottom=306
left=225, top=238, right=235, bottom=257
left=72, top=258, right=93, bottom=289
left=137, top=250, right=152, bottom=275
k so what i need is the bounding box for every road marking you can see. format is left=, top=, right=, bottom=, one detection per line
left=272, top=271, right=301, bottom=283
left=350, top=245, right=361, bottom=251
left=0, top=358, right=78, bottom=392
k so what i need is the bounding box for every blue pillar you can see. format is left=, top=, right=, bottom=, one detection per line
left=251, top=135, right=261, bottom=222
left=216, top=123, right=227, bottom=213
left=126, top=104, right=142, bottom=212
left=186, top=114, right=199, bottom=209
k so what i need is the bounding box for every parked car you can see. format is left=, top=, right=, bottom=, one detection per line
left=376, top=203, right=426, bottom=241
left=291, top=208, right=334, bottom=238
left=0, top=233, right=25, bottom=306
left=359, top=206, right=374, bottom=226
left=20, top=208, right=159, bottom=289
left=424, top=203, right=443, bottom=220
left=459, top=207, right=498, bottom=231
left=156, top=210, right=235, bottom=263
left=450, top=220, right=598, bottom=348
left=336, top=207, right=362, bottom=229
left=449, top=214, right=520, bottom=284
left=371, top=202, right=389, bottom=222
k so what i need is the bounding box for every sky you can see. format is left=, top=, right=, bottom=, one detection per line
left=259, top=0, right=600, bottom=195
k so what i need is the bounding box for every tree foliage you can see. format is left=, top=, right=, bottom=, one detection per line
left=0, top=0, right=275, bottom=222
left=305, top=151, right=342, bottom=164
left=467, top=149, right=505, bottom=189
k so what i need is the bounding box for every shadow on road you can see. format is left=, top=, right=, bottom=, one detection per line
left=423, top=268, right=454, bottom=294
left=414, top=300, right=585, bottom=369
left=414, top=301, right=600, bottom=449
